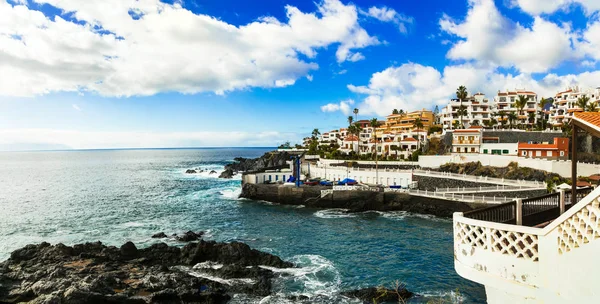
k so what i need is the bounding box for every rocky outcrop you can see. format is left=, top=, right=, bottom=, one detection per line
left=342, top=286, right=414, bottom=303
left=219, top=152, right=294, bottom=179
left=0, top=239, right=293, bottom=303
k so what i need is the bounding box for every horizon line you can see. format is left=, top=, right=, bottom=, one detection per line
left=0, top=146, right=277, bottom=153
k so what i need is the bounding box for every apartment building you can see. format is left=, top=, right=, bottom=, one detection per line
left=440, top=93, right=492, bottom=130
left=377, top=109, right=435, bottom=135
left=452, top=126, right=482, bottom=153
left=548, top=86, right=600, bottom=128
left=517, top=137, right=569, bottom=160
left=494, top=89, right=538, bottom=128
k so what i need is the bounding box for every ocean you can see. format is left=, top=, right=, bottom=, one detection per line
left=0, top=148, right=485, bottom=303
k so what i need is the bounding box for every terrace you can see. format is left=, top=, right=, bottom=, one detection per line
left=453, top=112, right=600, bottom=303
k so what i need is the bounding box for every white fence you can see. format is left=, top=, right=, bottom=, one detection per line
left=436, top=184, right=545, bottom=193
left=407, top=189, right=514, bottom=204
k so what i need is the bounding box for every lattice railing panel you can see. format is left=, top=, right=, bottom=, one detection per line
left=455, top=222, right=487, bottom=249
left=558, top=198, right=600, bottom=254
left=490, top=229, right=539, bottom=261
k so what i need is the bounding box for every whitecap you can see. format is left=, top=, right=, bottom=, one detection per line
left=220, top=188, right=241, bottom=200
left=193, top=261, right=224, bottom=270
left=260, top=254, right=342, bottom=298
left=178, top=265, right=256, bottom=286
left=417, top=290, right=465, bottom=303
left=314, top=209, right=356, bottom=219
left=120, top=222, right=145, bottom=228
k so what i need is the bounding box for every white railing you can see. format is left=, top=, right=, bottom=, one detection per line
left=320, top=189, right=333, bottom=198
left=407, top=189, right=513, bottom=204
left=413, top=169, right=544, bottom=187
left=453, top=186, right=600, bottom=302
left=436, top=184, right=545, bottom=193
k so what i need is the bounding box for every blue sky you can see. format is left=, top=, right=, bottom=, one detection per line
left=0, top=0, right=599, bottom=150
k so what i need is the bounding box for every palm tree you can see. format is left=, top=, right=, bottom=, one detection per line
left=370, top=118, right=379, bottom=183
left=577, top=96, right=590, bottom=111
left=452, top=120, right=460, bottom=130
left=498, top=111, right=507, bottom=129
left=352, top=122, right=362, bottom=157
left=353, top=108, right=359, bottom=122
left=456, top=86, right=468, bottom=128
left=412, top=118, right=424, bottom=129
left=587, top=102, right=598, bottom=112
left=507, top=112, right=518, bottom=129
left=528, top=112, right=536, bottom=130
left=311, top=128, right=320, bottom=140
left=456, top=105, right=468, bottom=128
left=347, top=116, right=353, bottom=127
left=515, top=95, right=528, bottom=129
left=399, top=109, right=404, bottom=115
left=392, top=109, right=399, bottom=115
left=537, top=97, right=552, bottom=130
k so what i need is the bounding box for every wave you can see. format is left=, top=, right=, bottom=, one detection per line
left=417, top=290, right=465, bottom=303
left=179, top=265, right=256, bottom=286
left=313, top=209, right=356, bottom=219
left=368, top=211, right=451, bottom=222
left=220, top=188, right=242, bottom=200
left=259, top=254, right=342, bottom=301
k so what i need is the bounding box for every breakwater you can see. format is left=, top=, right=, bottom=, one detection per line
left=240, top=184, right=489, bottom=218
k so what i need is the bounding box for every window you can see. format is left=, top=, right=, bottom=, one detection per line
left=536, top=151, right=542, bottom=157
left=483, top=149, right=488, bottom=154
left=522, top=151, right=527, bottom=156
left=471, top=147, right=475, bottom=152
left=560, top=151, right=565, bottom=156
left=547, top=151, right=552, bottom=157
left=502, top=150, right=509, bottom=154
left=276, top=175, right=279, bottom=181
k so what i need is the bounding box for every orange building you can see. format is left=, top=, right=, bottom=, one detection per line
left=517, top=138, right=569, bottom=160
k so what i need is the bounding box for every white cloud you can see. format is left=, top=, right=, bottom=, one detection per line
left=510, top=0, right=600, bottom=15
left=72, top=104, right=81, bottom=111
left=342, top=62, right=600, bottom=116
left=320, top=99, right=355, bottom=115
left=440, top=0, right=575, bottom=73
left=0, top=129, right=301, bottom=150
left=577, top=19, right=600, bottom=62
left=0, top=0, right=379, bottom=97
left=363, top=6, right=415, bottom=34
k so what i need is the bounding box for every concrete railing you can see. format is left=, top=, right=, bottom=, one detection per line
left=407, top=189, right=513, bottom=204
left=453, top=186, right=600, bottom=303
left=436, top=184, right=545, bottom=193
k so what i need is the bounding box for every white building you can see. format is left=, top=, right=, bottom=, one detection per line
left=452, top=127, right=483, bottom=153
left=548, top=86, right=600, bottom=128
left=494, top=89, right=538, bottom=128
left=440, top=93, right=493, bottom=130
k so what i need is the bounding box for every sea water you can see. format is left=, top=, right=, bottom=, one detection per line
left=0, top=148, right=485, bottom=303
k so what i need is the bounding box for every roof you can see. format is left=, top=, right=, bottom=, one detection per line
left=572, top=112, right=600, bottom=138
left=344, top=135, right=358, bottom=141
left=588, top=174, right=600, bottom=181
left=401, top=137, right=417, bottom=142
left=453, top=129, right=482, bottom=133
left=577, top=181, right=593, bottom=187
left=518, top=143, right=560, bottom=150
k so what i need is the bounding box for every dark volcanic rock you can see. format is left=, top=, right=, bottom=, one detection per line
left=176, top=231, right=204, bottom=242
left=0, top=240, right=294, bottom=304
left=209, top=170, right=217, bottom=174
left=343, top=286, right=414, bottom=303
left=152, top=232, right=168, bottom=238
left=185, top=169, right=197, bottom=174
left=219, top=152, right=294, bottom=179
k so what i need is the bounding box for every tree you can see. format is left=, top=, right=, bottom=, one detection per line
left=456, top=86, right=468, bottom=128
left=311, top=128, right=320, bottom=140
left=412, top=118, right=424, bottom=129
left=347, top=116, right=353, bottom=126
left=456, top=105, right=468, bottom=128
left=392, top=109, right=399, bottom=114
left=507, top=112, right=518, bottom=129
left=452, top=120, right=460, bottom=130
left=472, top=120, right=480, bottom=126
left=278, top=141, right=291, bottom=149
left=528, top=112, right=536, bottom=130
left=577, top=95, right=590, bottom=111
left=515, top=95, right=528, bottom=129
left=353, top=108, right=359, bottom=122
left=537, top=97, right=552, bottom=130
left=498, top=111, right=507, bottom=129
left=351, top=122, right=362, bottom=157
left=399, top=109, right=404, bottom=115
left=587, top=102, right=598, bottom=112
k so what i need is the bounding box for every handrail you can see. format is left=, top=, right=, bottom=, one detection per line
left=463, top=201, right=516, bottom=223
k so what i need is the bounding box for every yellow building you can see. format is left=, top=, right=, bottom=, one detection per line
left=376, top=109, right=435, bottom=136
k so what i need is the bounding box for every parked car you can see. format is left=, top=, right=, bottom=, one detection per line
left=304, top=179, right=320, bottom=186
left=319, top=180, right=333, bottom=186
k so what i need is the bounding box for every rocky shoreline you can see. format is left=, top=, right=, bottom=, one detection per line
left=0, top=233, right=414, bottom=304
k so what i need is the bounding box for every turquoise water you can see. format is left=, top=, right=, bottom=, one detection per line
left=0, top=148, right=485, bottom=303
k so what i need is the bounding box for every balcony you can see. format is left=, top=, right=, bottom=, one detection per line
left=454, top=187, right=598, bottom=303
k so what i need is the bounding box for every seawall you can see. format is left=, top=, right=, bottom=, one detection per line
left=240, top=184, right=489, bottom=218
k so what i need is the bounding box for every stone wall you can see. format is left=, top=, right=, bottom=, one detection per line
left=414, top=175, right=492, bottom=191
left=458, top=189, right=548, bottom=200
left=240, top=183, right=487, bottom=218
